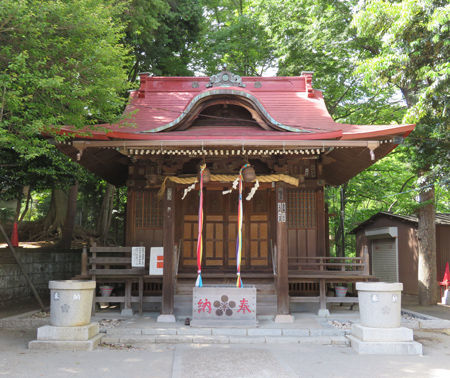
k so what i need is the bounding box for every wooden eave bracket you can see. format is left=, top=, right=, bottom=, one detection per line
left=367, top=141, right=380, bottom=161
left=74, top=142, right=86, bottom=161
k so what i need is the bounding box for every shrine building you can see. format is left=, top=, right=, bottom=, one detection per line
left=59, top=69, right=415, bottom=321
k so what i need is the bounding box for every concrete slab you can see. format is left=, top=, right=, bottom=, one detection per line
left=351, top=324, right=413, bottom=342
left=190, top=319, right=256, bottom=327
left=212, top=328, right=247, bottom=336
left=348, top=335, right=423, bottom=355
left=247, top=328, right=282, bottom=336
left=28, top=334, right=103, bottom=351
left=157, top=314, right=176, bottom=323
left=192, top=336, right=229, bottom=344
left=274, top=314, right=294, bottom=323
left=120, top=308, right=134, bottom=317
left=419, top=319, right=450, bottom=329
left=36, top=323, right=99, bottom=341
left=281, top=328, right=309, bottom=337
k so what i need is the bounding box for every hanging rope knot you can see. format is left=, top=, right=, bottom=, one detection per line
left=197, top=270, right=201, bottom=274
left=236, top=272, right=240, bottom=276
left=240, top=163, right=250, bottom=174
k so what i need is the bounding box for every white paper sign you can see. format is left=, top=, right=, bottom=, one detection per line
left=132, top=246, right=146, bottom=267
left=149, top=247, right=164, bottom=275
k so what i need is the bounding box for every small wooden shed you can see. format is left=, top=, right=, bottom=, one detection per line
left=352, top=212, right=450, bottom=295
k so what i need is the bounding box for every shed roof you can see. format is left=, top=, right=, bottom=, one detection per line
left=351, top=212, right=450, bottom=233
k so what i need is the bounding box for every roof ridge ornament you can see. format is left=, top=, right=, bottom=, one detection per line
left=206, top=65, right=246, bottom=88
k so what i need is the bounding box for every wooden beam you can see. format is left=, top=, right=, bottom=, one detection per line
left=73, top=139, right=381, bottom=149
left=161, top=182, right=175, bottom=315
left=275, top=182, right=290, bottom=315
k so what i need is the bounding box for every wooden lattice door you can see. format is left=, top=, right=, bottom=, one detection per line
left=180, top=187, right=271, bottom=271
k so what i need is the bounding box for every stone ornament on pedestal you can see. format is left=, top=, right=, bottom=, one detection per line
left=357, top=282, right=402, bottom=328
left=29, top=280, right=102, bottom=351
left=49, top=280, right=96, bottom=326
left=348, top=282, right=422, bottom=355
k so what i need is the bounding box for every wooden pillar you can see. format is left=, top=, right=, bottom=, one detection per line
left=159, top=183, right=175, bottom=321
left=275, top=182, right=292, bottom=321
left=316, top=187, right=326, bottom=256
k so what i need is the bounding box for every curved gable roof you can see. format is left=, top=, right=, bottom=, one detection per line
left=60, top=71, right=414, bottom=141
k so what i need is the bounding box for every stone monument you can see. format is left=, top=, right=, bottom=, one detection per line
left=29, top=280, right=102, bottom=351
left=348, top=282, right=422, bottom=355
left=191, top=286, right=257, bottom=327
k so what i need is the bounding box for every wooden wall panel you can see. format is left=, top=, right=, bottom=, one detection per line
left=126, top=189, right=163, bottom=249
left=286, top=188, right=321, bottom=263
left=437, top=225, right=450, bottom=281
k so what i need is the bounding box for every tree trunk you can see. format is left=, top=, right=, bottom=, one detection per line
left=97, top=183, right=116, bottom=243
left=59, top=182, right=79, bottom=249
left=335, top=184, right=347, bottom=257
left=18, top=186, right=31, bottom=224
left=417, top=175, right=438, bottom=305
left=42, top=187, right=68, bottom=235
left=13, top=187, right=23, bottom=223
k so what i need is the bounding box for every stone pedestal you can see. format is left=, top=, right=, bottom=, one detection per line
left=350, top=282, right=422, bottom=355
left=274, top=314, right=294, bottom=323
left=121, top=308, right=134, bottom=317
left=348, top=324, right=422, bottom=355
left=29, top=280, right=101, bottom=351
left=317, top=309, right=330, bottom=318
left=157, top=314, right=176, bottom=323
left=29, top=323, right=102, bottom=351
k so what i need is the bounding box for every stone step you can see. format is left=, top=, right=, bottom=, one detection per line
left=101, top=333, right=349, bottom=346
left=104, top=326, right=348, bottom=338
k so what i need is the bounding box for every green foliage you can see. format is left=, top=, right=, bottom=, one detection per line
left=125, top=0, right=203, bottom=80
left=256, top=0, right=403, bottom=124
left=352, top=0, right=449, bottom=179
left=193, top=0, right=275, bottom=76
left=0, top=0, right=131, bottom=197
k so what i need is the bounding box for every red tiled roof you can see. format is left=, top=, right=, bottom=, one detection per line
left=62, top=74, right=414, bottom=141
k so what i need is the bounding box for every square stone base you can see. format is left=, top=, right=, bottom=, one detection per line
left=37, top=323, right=99, bottom=341
left=317, top=309, right=330, bottom=317
left=29, top=334, right=103, bottom=351
left=157, top=314, right=176, bottom=323
left=29, top=322, right=102, bottom=351
left=121, top=308, right=134, bottom=317
left=274, top=314, right=294, bottom=323
left=351, top=324, right=413, bottom=342
left=348, top=335, right=422, bottom=355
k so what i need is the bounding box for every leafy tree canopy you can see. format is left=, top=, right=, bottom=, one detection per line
left=0, top=0, right=131, bottom=195
left=125, top=0, right=203, bottom=80
left=352, top=0, right=449, bottom=179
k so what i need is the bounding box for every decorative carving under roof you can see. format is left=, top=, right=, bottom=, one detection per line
left=206, top=65, right=246, bottom=88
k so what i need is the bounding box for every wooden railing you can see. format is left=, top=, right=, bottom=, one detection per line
left=287, top=248, right=372, bottom=315
left=288, top=250, right=369, bottom=275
